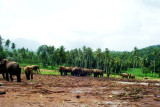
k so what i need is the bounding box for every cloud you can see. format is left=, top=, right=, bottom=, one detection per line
left=0, top=0, right=160, bottom=51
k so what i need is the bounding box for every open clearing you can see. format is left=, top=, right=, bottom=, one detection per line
left=0, top=73, right=160, bottom=107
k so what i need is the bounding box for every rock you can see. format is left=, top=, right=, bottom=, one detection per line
left=0, top=91, right=6, bottom=95
left=108, top=95, right=113, bottom=98
left=76, top=95, right=81, bottom=98
left=0, top=83, right=4, bottom=86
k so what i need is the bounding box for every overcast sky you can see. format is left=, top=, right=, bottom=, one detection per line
left=0, top=0, right=160, bottom=51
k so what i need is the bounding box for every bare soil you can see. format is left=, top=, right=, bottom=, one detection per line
left=0, top=74, right=160, bottom=107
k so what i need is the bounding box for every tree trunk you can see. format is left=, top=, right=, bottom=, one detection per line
left=154, top=60, right=156, bottom=77
left=133, top=61, right=135, bottom=75
left=141, top=67, right=143, bottom=78
left=115, top=64, right=117, bottom=75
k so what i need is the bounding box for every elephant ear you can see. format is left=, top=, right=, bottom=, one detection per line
left=1, top=59, right=8, bottom=65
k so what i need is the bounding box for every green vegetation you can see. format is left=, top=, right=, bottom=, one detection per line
left=0, top=35, right=160, bottom=79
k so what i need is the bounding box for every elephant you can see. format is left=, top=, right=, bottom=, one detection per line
left=0, top=63, right=6, bottom=79
left=58, top=66, right=65, bottom=75
left=85, top=69, right=93, bottom=76
left=129, top=74, right=135, bottom=79
left=31, top=65, right=40, bottom=74
left=1, top=59, right=21, bottom=82
left=58, top=66, right=73, bottom=75
left=24, top=66, right=33, bottom=80
left=72, top=67, right=81, bottom=76
left=64, top=67, right=73, bottom=75
left=93, top=69, right=103, bottom=77
left=80, top=68, right=92, bottom=76
left=120, top=73, right=128, bottom=79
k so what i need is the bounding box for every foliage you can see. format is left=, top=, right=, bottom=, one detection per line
left=0, top=36, right=160, bottom=78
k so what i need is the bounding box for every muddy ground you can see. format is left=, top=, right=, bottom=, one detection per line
left=0, top=74, right=160, bottom=107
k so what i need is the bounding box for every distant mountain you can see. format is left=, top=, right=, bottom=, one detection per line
left=13, top=38, right=41, bottom=51
left=140, top=44, right=160, bottom=50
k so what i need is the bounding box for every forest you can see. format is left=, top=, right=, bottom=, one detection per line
left=0, top=35, right=160, bottom=78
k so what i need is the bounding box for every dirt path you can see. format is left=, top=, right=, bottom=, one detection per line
left=0, top=74, right=160, bottom=107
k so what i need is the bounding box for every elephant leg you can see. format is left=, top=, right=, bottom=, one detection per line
left=28, top=74, right=30, bottom=80
left=31, top=74, right=33, bottom=80
left=27, top=74, right=29, bottom=80
left=31, top=71, right=33, bottom=80
left=10, top=74, right=13, bottom=81
left=60, top=71, right=63, bottom=75
left=17, top=74, right=21, bottom=82
left=95, top=74, right=97, bottom=77
left=2, top=73, right=6, bottom=79
left=6, top=73, right=9, bottom=81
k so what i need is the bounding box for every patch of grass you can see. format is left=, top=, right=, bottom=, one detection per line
left=40, top=70, right=60, bottom=75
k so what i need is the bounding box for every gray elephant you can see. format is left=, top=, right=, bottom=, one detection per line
left=0, top=59, right=21, bottom=82
left=31, top=65, right=40, bottom=74
left=93, top=69, right=103, bottom=77
left=0, top=63, right=6, bottom=79
left=58, top=66, right=73, bottom=75
left=24, top=66, right=34, bottom=80
left=120, top=73, right=128, bottom=79
left=72, top=67, right=82, bottom=76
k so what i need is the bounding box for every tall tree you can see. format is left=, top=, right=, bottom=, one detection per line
left=152, top=48, right=158, bottom=77
left=95, top=48, right=102, bottom=69
left=11, top=43, right=16, bottom=50
left=0, top=35, right=3, bottom=51
left=132, top=47, right=139, bottom=75
left=5, top=39, right=11, bottom=49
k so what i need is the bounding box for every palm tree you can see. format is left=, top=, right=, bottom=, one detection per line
left=5, top=39, right=11, bottom=50
left=132, top=47, right=139, bottom=75
left=119, top=52, right=125, bottom=74
left=11, top=43, right=16, bottom=50
left=103, top=48, right=110, bottom=75
left=114, top=57, right=120, bottom=75
left=95, top=48, right=102, bottom=69
left=140, top=57, right=148, bottom=78
left=0, top=36, right=3, bottom=51
left=152, top=48, right=158, bottom=77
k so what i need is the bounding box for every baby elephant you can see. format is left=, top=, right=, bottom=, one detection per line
left=120, top=73, right=128, bottom=79
left=24, top=66, right=33, bottom=80
left=129, top=74, right=135, bottom=79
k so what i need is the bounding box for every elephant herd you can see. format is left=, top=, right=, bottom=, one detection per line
left=0, top=58, right=135, bottom=83
left=0, top=58, right=40, bottom=82
left=120, top=73, right=135, bottom=79
left=58, top=66, right=103, bottom=77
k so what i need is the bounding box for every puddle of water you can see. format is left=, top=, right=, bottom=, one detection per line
left=72, top=90, right=83, bottom=94
left=101, top=101, right=128, bottom=107
left=155, top=83, right=160, bottom=86
left=112, top=90, right=124, bottom=95
left=117, top=81, right=160, bottom=86
left=100, top=87, right=106, bottom=89
left=139, top=83, right=148, bottom=85
left=117, top=81, right=136, bottom=85
left=71, top=87, right=93, bottom=94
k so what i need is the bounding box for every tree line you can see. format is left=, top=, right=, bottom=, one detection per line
left=0, top=36, right=160, bottom=77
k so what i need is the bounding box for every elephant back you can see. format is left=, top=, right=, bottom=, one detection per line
left=6, top=61, right=20, bottom=71
left=31, top=65, right=39, bottom=70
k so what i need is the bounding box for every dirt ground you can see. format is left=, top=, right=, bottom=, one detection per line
left=0, top=73, right=160, bottom=107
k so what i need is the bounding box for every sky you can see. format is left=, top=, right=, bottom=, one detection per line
left=0, top=0, right=160, bottom=51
